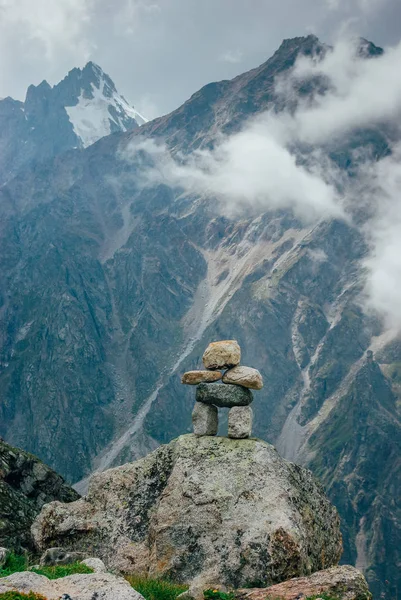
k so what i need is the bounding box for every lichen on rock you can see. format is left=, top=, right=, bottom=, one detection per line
left=32, top=434, right=342, bottom=589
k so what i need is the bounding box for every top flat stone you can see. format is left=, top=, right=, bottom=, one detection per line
left=223, top=366, right=263, bottom=390
left=202, top=340, right=241, bottom=370
left=182, top=371, right=222, bottom=385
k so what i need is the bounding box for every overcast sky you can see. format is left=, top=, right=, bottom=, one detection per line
left=0, top=0, right=400, bottom=118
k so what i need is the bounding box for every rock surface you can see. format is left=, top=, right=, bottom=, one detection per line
left=0, top=571, right=144, bottom=600
left=40, top=547, right=86, bottom=566
left=81, top=557, right=108, bottom=573
left=235, top=565, right=371, bottom=600
left=223, top=367, right=263, bottom=390
left=196, top=383, right=253, bottom=408
left=202, top=341, right=241, bottom=370
left=182, top=371, right=222, bottom=385
left=0, top=438, right=79, bottom=550
left=32, top=434, right=342, bottom=588
left=0, top=547, right=9, bottom=567
left=192, top=403, right=218, bottom=436
left=228, top=406, right=253, bottom=439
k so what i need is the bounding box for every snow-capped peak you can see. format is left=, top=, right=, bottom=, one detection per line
left=64, top=62, right=147, bottom=148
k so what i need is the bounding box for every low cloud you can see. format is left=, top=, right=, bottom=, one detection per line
left=122, top=35, right=401, bottom=330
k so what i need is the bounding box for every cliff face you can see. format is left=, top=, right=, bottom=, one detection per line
left=0, top=438, right=79, bottom=550
left=0, top=35, right=400, bottom=598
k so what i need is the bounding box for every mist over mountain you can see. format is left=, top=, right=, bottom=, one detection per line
left=0, top=34, right=400, bottom=599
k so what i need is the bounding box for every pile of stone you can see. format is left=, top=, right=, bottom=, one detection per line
left=181, top=340, right=263, bottom=439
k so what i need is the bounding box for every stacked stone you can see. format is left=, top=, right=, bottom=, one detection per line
left=181, top=340, right=263, bottom=439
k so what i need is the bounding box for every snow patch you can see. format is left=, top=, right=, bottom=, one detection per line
left=66, top=79, right=147, bottom=148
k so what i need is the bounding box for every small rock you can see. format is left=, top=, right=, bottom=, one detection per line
left=202, top=340, right=241, bottom=370
left=196, top=382, right=253, bottom=408
left=228, top=406, right=253, bottom=439
left=223, top=366, right=263, bottom=390
left=40, top=547, right=86, bottom=566
left=182, top=370, right=222, bottom=385
left=192, top=402, right=218, bottom=436
left=0, top=548, right=10, bottom=568
left=81, top=557, right=107, bottom=573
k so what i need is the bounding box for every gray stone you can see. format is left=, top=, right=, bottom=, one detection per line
left=0, top=571, right=144, bottom=600
left=223, top=366, right=263, bottom=390
left=192, top=402, right=218, bottom=436
left=32, top=435, right=342, bottom=587
left=202, top=340, right=241, bottom=370
left=40, top=547, right=86, bottom=566
left=0, top=547, right=10, bottom=567
left=196, top=382, right=253, bottom=407
left=81, top=557, right=107, bottom=573
left=228, top=406, right=253, bottom=439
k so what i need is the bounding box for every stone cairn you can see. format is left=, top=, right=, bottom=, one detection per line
left=181, top=340, right=263, bottom=439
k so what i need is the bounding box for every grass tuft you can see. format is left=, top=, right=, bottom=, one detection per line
left=0, top=552, right=93, bottom=580
left=126, top=575, right=188, bottom=600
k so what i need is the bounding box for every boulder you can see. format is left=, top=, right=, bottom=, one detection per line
left=0, top=547, right=10, bottom=567
left=235, top=565, right=371, bottom=600
left=81, top=557, right=107, bottom=573
left=182, top=371, right=222, bottom=384
left=40, top=546, right=86, bottom=566
left=228, top=406, right=253, bottom=439
left=196, top=382, right=253, bottom=407
left=0, top=571, right=143, bottom=600
left=32, top=435, right=342, bottom=589
left=192, top=402, right=218, bottom=436
left=202, top=340, right=241, bottom=370
left=223, top=366, right=263, bottom=390
left=0, top=438, right=79, bottom=550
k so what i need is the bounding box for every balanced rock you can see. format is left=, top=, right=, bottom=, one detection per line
left=192, top=402, right=218, bottom=436
left=32, top=435, right=342, bottom=588
left=228, top=406, right=253, bottom=439
left=223, top=366, right=263, bottom=390
left=196, top=382, right=253, bottom=407
left=202, top=340, right=241, bottom=370
left=182, top=370, right=222, bottom=385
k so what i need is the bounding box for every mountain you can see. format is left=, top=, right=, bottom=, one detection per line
left=0, top=61, right=146, bottom=184
left=0, top=35, right=399, bottom=599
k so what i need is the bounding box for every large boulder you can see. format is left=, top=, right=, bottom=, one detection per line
left=0, top=438, right=79, bottom=550
left=0, top=571, right=143, bottom=600
left=235, top=565, right=371, bottom=600
left=32, top=435, right=342, bottom=589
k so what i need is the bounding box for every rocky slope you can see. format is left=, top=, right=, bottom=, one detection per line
left=0, top=438, right=79, bottom=550
left=32, top=434, right=342, bottom=591
left=0, top=61, right=145, bottom=184
left=0, top=34, right=399, bottom=599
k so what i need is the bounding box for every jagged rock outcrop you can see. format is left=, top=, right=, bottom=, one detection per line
left=235, top=565, right=371, bottom=600
left=0, top=571, right=143, bottom=600
left=32, top=434, right=342, bottom=590
left=0, top=438, right=79, bottom=550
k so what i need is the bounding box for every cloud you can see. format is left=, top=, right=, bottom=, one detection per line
left=122, top=34, right=401, bottom=331
left=219, top=49, right=243, bottom=64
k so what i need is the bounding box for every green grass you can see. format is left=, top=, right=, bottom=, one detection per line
left=31, top=562, right=93, bottom=579
left=0, top=593, right=47, bottom=599
left=204, top=591, right=234, bottom=600
left=0, top=554, right=29, bottom=578
left=0, top=552, right=93, bottom=580
left=126, top=575, right=188, bottom=600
